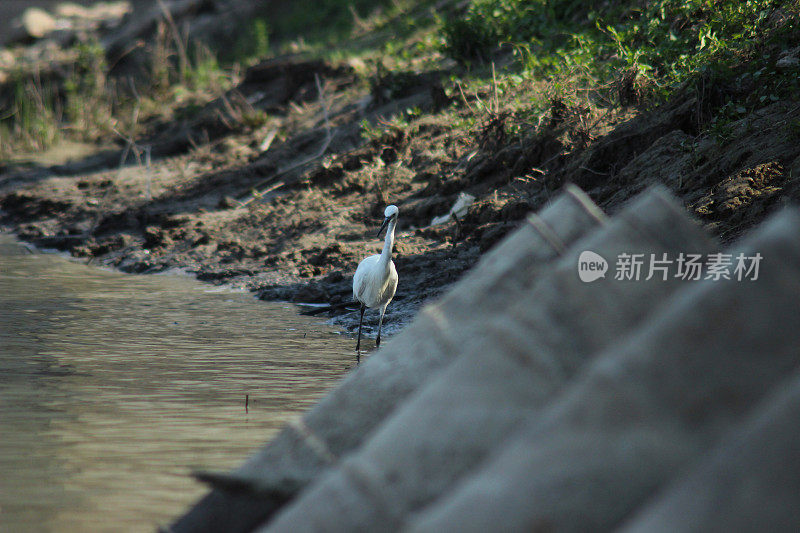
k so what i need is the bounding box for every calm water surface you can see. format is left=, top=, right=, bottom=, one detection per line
left=0, top=235, right=353, bottom=532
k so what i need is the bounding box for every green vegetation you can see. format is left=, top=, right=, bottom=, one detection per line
left=63, top=39, right=113, bottom=142
left=442, top=0, right=799, bottom=99
left=0, top=16, right=235, bottom=158
left=436, top=0, right=800, bottom=154
left=257, top=0, right=404, bottom=45
left=1, top=0, right=797, bottom=160
left=231, top=18, right=270, bottom=64
left=1, top=74, right=62, bottom=152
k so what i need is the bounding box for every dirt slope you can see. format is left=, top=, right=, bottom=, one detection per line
left=2, top=1, right=799, bottom=347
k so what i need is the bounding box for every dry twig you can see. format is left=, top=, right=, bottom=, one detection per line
left=239, top=73, right=335, bottom=206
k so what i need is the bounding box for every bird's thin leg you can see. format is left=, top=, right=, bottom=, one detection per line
left=356, top=304, right=365, bottom=363
left=376, top=308, right=385, bottom=348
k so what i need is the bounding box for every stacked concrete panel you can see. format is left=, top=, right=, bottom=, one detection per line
left=171, top=186, right=800, bottom=533
left=171, top=185, right=606, bottom=532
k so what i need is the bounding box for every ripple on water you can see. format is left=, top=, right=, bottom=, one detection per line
left=0, top=235, right=353, bottom=532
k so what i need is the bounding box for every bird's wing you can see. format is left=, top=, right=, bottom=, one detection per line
left=382, top=262, right=399, bottom=305
left=353, top=255, right=380, bottom=303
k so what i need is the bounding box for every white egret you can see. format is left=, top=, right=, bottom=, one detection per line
left=353, top=205, right=399, bottom=360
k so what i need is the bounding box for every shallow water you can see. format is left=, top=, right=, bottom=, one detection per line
left=0, top=235, right=353, bottom=532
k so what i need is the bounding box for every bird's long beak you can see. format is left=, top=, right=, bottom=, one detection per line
left=377, top=216, right=390, bottom=238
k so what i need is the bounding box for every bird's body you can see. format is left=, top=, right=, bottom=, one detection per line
left=353, top=205, right=399, bottom=359
left=353, top=254, right=398, bottom=309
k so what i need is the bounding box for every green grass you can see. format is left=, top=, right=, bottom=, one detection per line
left=250, top=0, right=399, bottom=48
left=1, top=25, right=235, bottom=157
left=0, top=73, right=61, bottom=156
left=442, top=0, right=798, bottom=101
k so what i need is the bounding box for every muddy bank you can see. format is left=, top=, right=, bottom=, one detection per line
left=2, top=2, right=800, bottom=347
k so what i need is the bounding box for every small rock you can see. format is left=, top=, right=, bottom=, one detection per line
left=55, top=1, right=131, bottom=24
left=218, top=196, right=239, bottom=209
left=431, top=192, right=475, bottom=226
left=776, top=56, right=799, bottom=69
left=55, top=3, right=91, bottom=18
left=22, top=8, right=57, bottom=39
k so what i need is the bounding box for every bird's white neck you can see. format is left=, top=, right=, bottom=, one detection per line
left=378, top=218, right=396, bottom=271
